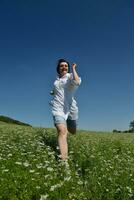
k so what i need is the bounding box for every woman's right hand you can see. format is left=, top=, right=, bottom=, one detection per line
left=50, top=90, right=54, bottom=95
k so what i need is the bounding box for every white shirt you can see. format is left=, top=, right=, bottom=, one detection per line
left=50, top=73, right=81, bottom=120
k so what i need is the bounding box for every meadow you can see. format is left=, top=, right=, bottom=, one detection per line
left=0, top=123, right=134, bottom=200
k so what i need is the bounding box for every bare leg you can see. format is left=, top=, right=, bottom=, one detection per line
left=56, top=124, right=68, bottom=160
left=67, top=119, right=77, bottom=134
left=67, top=126, right=76, bottom=134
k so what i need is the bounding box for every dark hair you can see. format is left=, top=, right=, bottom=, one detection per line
left=56, top=58, right=70, bottom=75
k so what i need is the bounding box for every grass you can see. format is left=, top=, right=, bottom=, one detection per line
left=0, top=123, right=134, bottom=200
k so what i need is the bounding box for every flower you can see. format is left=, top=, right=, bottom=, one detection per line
left=40, top=194, right=49, bottom=200
left=23, top=162, right=30, bottom=167
left=47, top=167, right=54, bottom=172
left=15, top=161, right=22, bottom=165
left=29, top=169, right=35, bottom=173
left=64, top=176, right=71, bottom=182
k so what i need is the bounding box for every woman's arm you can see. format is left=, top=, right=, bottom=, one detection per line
left=72, top=63, right=81, bottom=85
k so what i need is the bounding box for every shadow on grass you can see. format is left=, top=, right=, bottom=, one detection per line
left=38, top=128, right=90, bottom=177
left=39, top=128, right=60, bottom=160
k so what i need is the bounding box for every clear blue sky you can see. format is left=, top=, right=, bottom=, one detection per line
left=0, top=0, right=134, bottom=131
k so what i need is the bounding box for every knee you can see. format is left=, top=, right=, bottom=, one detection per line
left=57, top=126, right=67, bottom=136
left=58, top=129, right=67, bottom=136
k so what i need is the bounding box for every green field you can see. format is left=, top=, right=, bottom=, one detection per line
left=0, top=123, right=134, bottom=200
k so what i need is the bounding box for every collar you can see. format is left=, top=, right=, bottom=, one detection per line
left=56, top=73, right=70, bottom=80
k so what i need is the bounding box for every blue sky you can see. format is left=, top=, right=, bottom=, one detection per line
left=0, top=0, right=134, bottom=131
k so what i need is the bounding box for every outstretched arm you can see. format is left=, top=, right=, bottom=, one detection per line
left=72, top=63, right=81, bottom=85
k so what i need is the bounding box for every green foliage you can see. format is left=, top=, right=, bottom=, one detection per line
left=0, top=124, right=134, bottom=200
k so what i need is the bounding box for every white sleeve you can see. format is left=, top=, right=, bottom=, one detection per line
left=67, top=73, right=81, bottom=91
left=69, top=73, right=81, bottom=86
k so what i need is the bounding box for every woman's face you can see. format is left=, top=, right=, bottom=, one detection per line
left=59, top=62, right=69, bottom=77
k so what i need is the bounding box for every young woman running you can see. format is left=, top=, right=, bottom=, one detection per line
left=50, top=58, right=81, bottom=160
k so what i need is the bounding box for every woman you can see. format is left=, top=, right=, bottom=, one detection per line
left=50, top=58, right=81, bottom=161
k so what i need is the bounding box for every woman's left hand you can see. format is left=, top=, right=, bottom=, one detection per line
left=72, top=63, right=77, bottom=69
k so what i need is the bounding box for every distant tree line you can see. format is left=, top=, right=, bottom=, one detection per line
left=0, top=115, right=31, bottom=127
left=113, top=120, right=134, bottom=133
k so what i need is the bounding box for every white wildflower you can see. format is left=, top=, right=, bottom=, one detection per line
left=29, top=169, right=35, bottom=173
left=35, top=172, right=40, bottom=175
left=36, top=186, right=41, bottom=189
left=50, top=183, right=63, bottom=191
left=77, top=180, right=83, bottom=185
left=90, top=155, right=95, bottom=158
left=116, top=187, right=121, bottom=193
left=2, top=169, right=9, bottom=172
left=64, top=176, right=71, bottom=181
left=50, top=185, right=55, bottom=191
left=45, top=161, right=50, bottom=164
left=8, top=153, right=12, bottom=157
left=44, top=175, right=49, bottom=179
left=126, top=186, right=132, bottom=194
left=47, top=167, right=54, bottom=172
left=23, top=162, right=30, bottom=167
left=40, top=194, right=49, bottom=200
left=36, top=163, right=43, bottom=169
left=15, top=161, right=22, bottom=165
left=97, top=181, right=101, bottom=186
left=69, top=151, right=74, bottom=154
